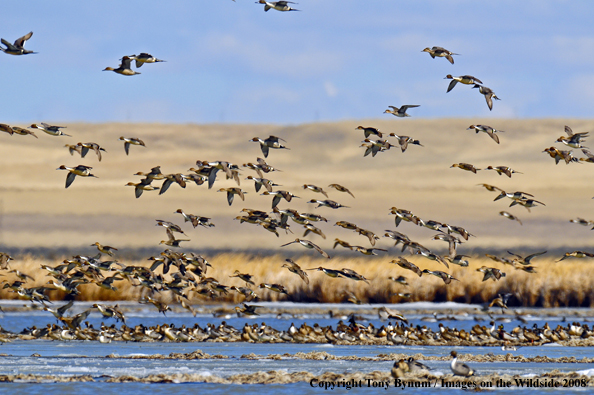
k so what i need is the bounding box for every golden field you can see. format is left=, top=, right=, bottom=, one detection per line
left=1, top=119, right=594, bottom=305
left=0, top=119, right=593, bottom=252
left=1, top=254, right=594, bottom=307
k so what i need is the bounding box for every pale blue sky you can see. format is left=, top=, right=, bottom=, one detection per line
left=2, top=1, right=594, bottom=124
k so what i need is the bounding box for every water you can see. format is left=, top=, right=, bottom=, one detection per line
left=1, top=301, right=593, bottom=393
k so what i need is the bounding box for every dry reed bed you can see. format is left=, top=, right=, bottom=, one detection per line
left=1, top=254, right=593, bottom=307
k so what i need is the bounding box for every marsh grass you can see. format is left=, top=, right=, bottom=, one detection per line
left=2, top=253, right=594, bottom=307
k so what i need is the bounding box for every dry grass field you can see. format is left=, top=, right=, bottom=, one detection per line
left=1, top=254, right=594, bottom=307
left=1, top=119, right=593, bottom=305
left=0, top=119, right=593, bottom=252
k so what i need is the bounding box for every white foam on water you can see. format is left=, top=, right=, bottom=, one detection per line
left=62, top=366, right=96, bottom=373
left=576, top=369, right=594, bottom=377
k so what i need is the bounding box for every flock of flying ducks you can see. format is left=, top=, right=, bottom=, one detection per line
left=1, top=10, right=592, bottom=385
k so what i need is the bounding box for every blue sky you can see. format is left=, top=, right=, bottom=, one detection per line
left=2, top=1, right=594, bottom=124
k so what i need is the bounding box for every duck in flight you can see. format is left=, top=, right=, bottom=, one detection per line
left=422, top=46, right=458, bottom=64
left=257, top=1, right=299, bottom=11
left=103, top=56, right=140, bottom=76
left=57, top=165, right=97, bottom=188
left=384, top=105, right=420, bottom=118
left=1, top=32, right=36, bottom=55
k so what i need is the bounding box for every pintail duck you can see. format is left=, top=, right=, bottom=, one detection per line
left=11, top=126, right=37, bottom=138
left=419, top=219, right=444, bottom=231
left=340, top=268, right=369, bottom=283
left=301, top=212, right=327, bottom=222
left=231, top=286, right=259, bottom=302
left=507, top=250, right=546, bottom=266
left=489, top=294, right=512, bottom=313
left=78, top=142, right=106, bottom=161
left=119, top=137, right=145, bottom=155
left=361, top=138, right=393, bottom=157
left=303, top=223, right=326, bottom=239
left=445, top=75, right=483, bottom=92
left=356, top=126, right=382, bottom=138
left=391, top=359, right=409, bottom=378
left=353, top=246, right=386, bottom=255
left=202, top=160, right=241, bottom=188
left=309, top=199, right=349, bottom=209
left=472, top=84, right=500, bottom=111
left=259, top=283, right=289, bottom=294
left=103, top=56, right=140, bottom=76
left=441, top=223, right=474, bottom=240
left=261, top=190, right=299, bottom=207
left=407, top=357, right=432, bottom=373
left=91, top=242, right=118, bottom=257
left=378, top=306, right=407, bottom=322
left=235, top=303, right=262, bottom=317
left=0, top=124, right=14, bottom=135
left=333, top=238, right=354, bottom=250
left=328, top=183, right=354, bottom=197
left=499, top=211, right=522, bottom=225
left=390, top=257, right=422, bottom=277
left=477, top=183, right=503, bottom=193
left=543, top=146, right=579, bottom=164
left=383, top=105, right=420, bottom=117
left=247, top=176, right=279, bottom=192
left=282, top=258, right=309, bottom=284
left=431, top=233, right=462, bottom=258
left=389, top=207, right=420, bottom=226
left=477, top=266, right=506, bottom=282
left=569, top=217, right=594, bottom=226
left=218, top=187, right=246, bottom=206
left=557, top=125, right=589, bottom=149
left=1, top=32, right=36, bottom=55
left=243, top=157, right=281, bottom=178
left=155, top=219, right=186, bottom=235
left=422, top=46, right=458, bottom=64
left=467, top=124, right=502, bottom=144
left=281, top=238, right=330, bottom=259
left=388, top=275, right=408, bottom=285
left=388, top=133, right=423, bottom=152
left=159, top=231, right=190, bottom=248
left=557, top=251, right=594, bottom=262
left=509, top=197, right=545, bottom=211
left=450, top=351, right=475, bottom=376
left=65, top=144, right=82, bottom=156
left=416, top=250, right=449, bottom=269
left=159, top=173, right=187, bottom=195
left=174, top=209, right=214, bottom=228
left=485, top=165, right=521, bottom=177
left=250, top=135, right=289, bottom=157
left=493, top=189, right=533, bottom=202
left=580, top=148, right=594, bottom=163
left=57, top=165, right=97, bottom=188
left=126, top=180, right=158, bottom=198
left=257, top=0, right=299, bottom=11
left=446, top=254, right=470, bottom=267
left=450, top=163, right=479, bottom=173
left=8, top=269, right=34, bottom=282
left=230, top=270, right=255, bottom=286
left=335, top=220, right=359, bottom=230
left=302, top=184, right=328, bottom=197
left=30, top=123, right=71, bottom=137
left=307, top=266, right=343, bottom=278
left=128, top=53, right=165, bottom=68
left=383, top=230, right=411, bottom=249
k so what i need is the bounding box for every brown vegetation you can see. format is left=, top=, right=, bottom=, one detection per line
left=3, top=254, right=594, bottom=307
